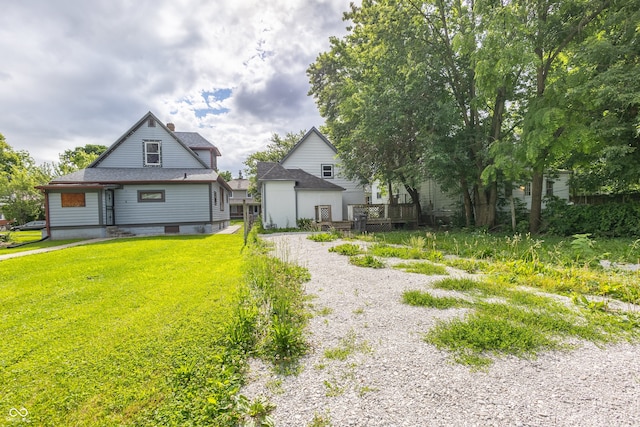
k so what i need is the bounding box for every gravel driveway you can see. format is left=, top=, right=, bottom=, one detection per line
left=242, top=233, right=640, bottom=426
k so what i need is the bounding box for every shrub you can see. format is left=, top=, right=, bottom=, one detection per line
left=329, top=243, right=362, bottom=256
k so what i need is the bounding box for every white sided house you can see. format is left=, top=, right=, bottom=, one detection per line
left=257, top=128, right=365, bottom=229
left=38, top=112, right=231, bottom=239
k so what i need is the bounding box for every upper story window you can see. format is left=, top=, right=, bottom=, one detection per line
left=144, top=140, right=161, bottom=166
left=524, top=182, right=532, bottom=196
left=546, top=180, right=554, bottom=196
left=147, top=118, right=155, bottom=127
left=321, top=164, right=334, bottom=179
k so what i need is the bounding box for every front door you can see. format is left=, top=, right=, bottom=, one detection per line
left=105, top=189, right=115, bottom=225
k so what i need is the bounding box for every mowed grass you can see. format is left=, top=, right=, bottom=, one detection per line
left=0, top=234, right=245, bottom=426
left=0, top=230, right=82, bottom=254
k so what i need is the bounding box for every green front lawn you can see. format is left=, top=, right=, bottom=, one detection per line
left=0, top=234, right=245, bottom=426
left=0, top=230, right=82, bottom=254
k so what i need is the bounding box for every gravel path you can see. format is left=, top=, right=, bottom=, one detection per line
left=242, top=233, right=640, bottom=426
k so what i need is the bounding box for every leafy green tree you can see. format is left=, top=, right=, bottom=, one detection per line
left=244, top=130, right=306, bottom=197
left=0, top=135, right=53, bottom=223
left=506, top=0, right=611, bottom=233
left=57, top=144, right=108, bottom=175
left=218, top=170, right=233, bottom=182
left=563, top=0, right=640, bottom=195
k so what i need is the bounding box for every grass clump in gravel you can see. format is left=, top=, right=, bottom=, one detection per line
left=441, top=257, right=489, bottom=273
left=432, top=277, right=510, bottom=297
left=324, top=330, right=371, bottom=361
left=308, top=232, right=340, bottom=242
left=369, top=243, right=442, bottom=261
left=421, top=277, right=640, bottom=367
left=402, top=290, right=467, bottom=309
left=329, top=243, right=362, bottom=256
left=349, top=254, right=385, bottom=268
left=394, top=261, right=447, bottom=275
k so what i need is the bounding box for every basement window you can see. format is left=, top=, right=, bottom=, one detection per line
left=138, top=190, right=165, bottom=202
left=61, top=193, right=86, bottom=207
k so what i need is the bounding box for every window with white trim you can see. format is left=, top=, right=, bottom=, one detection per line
left=524, top=182, right=532, bottom=196
left=321, top=164, right=334, bottom=179
left=144, top=141, right=161, bottom=166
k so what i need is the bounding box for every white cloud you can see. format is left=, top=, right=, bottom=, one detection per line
left=0, top=0, right=355, bottom=177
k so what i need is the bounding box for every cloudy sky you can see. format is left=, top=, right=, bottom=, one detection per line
left=0, top=0, right=356, bottom=177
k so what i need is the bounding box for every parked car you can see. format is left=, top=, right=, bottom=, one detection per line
left=11, top=220, right=46, bottom=231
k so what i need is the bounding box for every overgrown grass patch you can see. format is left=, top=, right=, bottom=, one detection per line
left=402, top=290, right=466, bottom=309
left=369, top=243, right=442, bottom=261
left=329, top=243, right=363, bottom=256
left=349, top=254, right=385, bottom=268
left=307, top=232, right=340, bottom=242
left=394, top=262, right=448, bottom=276
left=441, top=257, right=489, bottom=273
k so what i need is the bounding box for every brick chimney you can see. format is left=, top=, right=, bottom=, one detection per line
left=166, top=123, right=175, bottom=131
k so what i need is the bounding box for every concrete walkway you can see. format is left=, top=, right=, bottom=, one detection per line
left=216, top=224, right=242, bottom=234
left=0, top=225, right=242, bottom=261
left=0, top=238, right=115, bottom=261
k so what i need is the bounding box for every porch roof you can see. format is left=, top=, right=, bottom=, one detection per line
left=50, top=167, right=222, bottom=185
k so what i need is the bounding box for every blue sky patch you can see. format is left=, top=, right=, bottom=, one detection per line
left=194, top=89, right=232, bottom=117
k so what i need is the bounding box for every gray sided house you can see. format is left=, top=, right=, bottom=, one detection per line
left=38, top=112, right=231, bottom=239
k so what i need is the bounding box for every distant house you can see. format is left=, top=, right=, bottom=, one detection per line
left=371, top=171, right=571, bottom=224
left=38, top=111, right=231, bottom=239
left=257, top=127, right=365, bottom=228
left=228, top=177, right=260, bottom=219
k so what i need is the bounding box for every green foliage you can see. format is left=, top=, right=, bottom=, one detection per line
left=544, top=198, right=640, bottom=237
left=243, top=130, right=306, bottom=197
left=0, top=234, right=252, bottom=426
left=394, top=262, right=447, bottom=276
left=56, top=144, right=107, bottom=175
left=328, top=243, right=362, bottom=256
left=349, top=254, right=385, bottom=268
left=323, top=330, right=370, bottom=361
left=307, top=232, right=340, bottom=242
left=402, top=290, right=465, bottom=309
left=244, top=247, right=311, bottom=371
left=297, top=217, right=316, bottom=230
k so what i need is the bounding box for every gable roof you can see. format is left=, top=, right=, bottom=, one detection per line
left=279, top=127, right=337, bottom=164
left=257, top=162, right=344, bottom=191
left=228, top=178, right=250, bottom=191
left=89, top=111, right=210, bottom=169
left=175, top=131, right=222, bottom=156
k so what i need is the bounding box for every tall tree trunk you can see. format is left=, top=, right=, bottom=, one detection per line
left=460, top=177, right=473, bottom=227
left=474, top=181, right=497, bottom=227
left=529, top=169, right=544, bottom=234
left=404, top=184, right=422, bottom=222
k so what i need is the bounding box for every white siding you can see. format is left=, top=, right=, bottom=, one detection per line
left=99, top=125, right=204, bottom=168
left=262, top=181, right=296, bottom=228
left=114, top=184, right=210, bottom=224
left=297, top=190, right=343, bottom=222
left=513, top=173, right=571, bottom=209
left=281, top=131, right=365, bottom=218
left=48, top=191, right=101, bottom=227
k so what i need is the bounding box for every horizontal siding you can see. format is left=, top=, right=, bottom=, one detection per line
left=99, top=125, right=204, bottom=168
left=281, top=132, right=364, bottom=196
left=263, top=181, right=296, bottom=228
left=297, top=191, right=343, bottom=222
left=114, top=184, right=210, bottom=224
left=211, top=183, right=231, bottom=222
left=49, top=192, right=101, bottom=226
